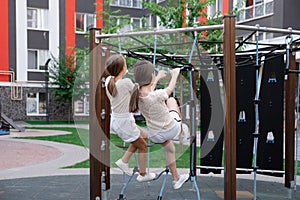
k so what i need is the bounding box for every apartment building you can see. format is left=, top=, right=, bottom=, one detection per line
left=0, top=0, right=299, bottom=121
left=0, top=0, right=102, bottom=121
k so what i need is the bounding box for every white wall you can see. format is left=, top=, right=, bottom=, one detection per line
left=16, top=0, right=27, bottom=81
left=49, top=0, right=59, bottom=62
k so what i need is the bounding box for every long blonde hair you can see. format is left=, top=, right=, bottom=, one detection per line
left=129, top=60, right=154, bottom=112
left=105, top=54, right=126, bottom=97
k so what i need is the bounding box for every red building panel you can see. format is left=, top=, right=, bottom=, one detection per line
left=222, top=0, right=229, bottom=15
left=95, top=0, right=103, bottom=28
left=65, top=0, right=75, bottom=56
left=0, top=0, right=9, bottom=82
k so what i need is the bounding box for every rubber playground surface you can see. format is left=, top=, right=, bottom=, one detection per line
left=0, top=123, right=299, bottom=200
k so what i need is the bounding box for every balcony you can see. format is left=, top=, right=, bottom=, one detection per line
left=237, top=1, right=273, bottom=22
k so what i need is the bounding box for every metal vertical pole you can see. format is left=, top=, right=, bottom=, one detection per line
left=45, top=58, right=51, bottom=124
left=89, top=28, right=111, bottom=200
left=223, top=15, right=236, bottom=200
left=188, top=34, right=197, bottom=178
left=0, top=98, right=2, bottom=125
left=228, top=0, right=233, bottom=13
left=190, top=70, right=197, bottom=176
left=285, top=53, right=296, bottom=189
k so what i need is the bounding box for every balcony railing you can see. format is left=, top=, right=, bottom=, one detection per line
left=237, top=1, right=273, bottom=22
left=111, top=0, right=143, bottom=9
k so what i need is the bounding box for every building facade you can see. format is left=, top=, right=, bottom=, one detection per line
left=0, top=0, right=102, bottom=121
left=236, top=0, right=300, bottom=41
left=0, top=0, right=299, bottom=121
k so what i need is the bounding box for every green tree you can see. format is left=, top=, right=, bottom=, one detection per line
left=143, top=0, right=222, bottom=52
left=143, top=0, right=215, bottom=29
left=48, top=48, right=89, bottom=122
left=48, top=1, right=137, bottom=122
left=96, top=0, right=132, bottom=34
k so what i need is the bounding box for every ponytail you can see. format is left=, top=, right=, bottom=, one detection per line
left=107, top=76, right=117, bottom=97
left=104, top=54, right=125, bottom=97
left=129, top=84, right=140, bottom=112
left=129, top=60, right=155, bottom=112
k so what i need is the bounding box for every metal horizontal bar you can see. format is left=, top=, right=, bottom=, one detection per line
left=236, top=25, right=300, bottom=35
left=197, top=165, right=285, bottom=174
left=95, top=25, right=224, bottom=39
left=288, top=69, right=300, bottom=74
left=96, top=24, right=300, bottom=39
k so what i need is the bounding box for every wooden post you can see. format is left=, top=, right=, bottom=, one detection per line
left=223, top=15, right=236, bottom=200
left=89, top=28, right=111, bottom=200
left=285, top=52, right=296, bottom=188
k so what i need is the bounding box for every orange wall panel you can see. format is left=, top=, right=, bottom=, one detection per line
left=95, top=0, right=103, bottom=28
left=223, top=0, right=229, bottom=15
left=65, top=0, right=75, bottom=56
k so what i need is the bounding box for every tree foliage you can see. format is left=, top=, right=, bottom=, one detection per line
left=48, top=1, right=137, bottom=121
left=48, top=49, right=88, bottom=103
left=47, top=47, right=89, bottom=122
left=96, top=0, right=132, bottom=34
left=143, top=0, right=215, bottom=29
left=143, top=0, right=224, bottom=53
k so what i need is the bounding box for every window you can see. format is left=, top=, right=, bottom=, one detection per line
left=120, top=0, right=132, bottom=7
left=207, top=0, right=222, bottom=18
left=75, top=13, right=96, bottom=33
left=116, top=17, right=131, bottom=33
left=27, top=92, right=46, bottom=115
left=143, top=15, right=152, bottom=28
left=236, top=0, right=273, bottom=22
left=116, top=17, right=142, bottom=32
left=28, top=49, right=49, bottom=71
left=132, top=0, right=142, bottom=8
left=27, top=8, right=48, bottom=29
left=254, top=32, right=273, bottom=40
left=28, top=50, right=37, bottom=70
left=265, top=0, right=274, bottom=15
left=111, top=0, right=118, bottom=6
left=74, top=94, right=89, bottom=115
left=132, top=18, right=142, bottom=30
left=111, top=0, right=143, bottom=8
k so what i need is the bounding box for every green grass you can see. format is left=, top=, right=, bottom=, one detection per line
left=66, top=159, right=90, bottom=168
left=25, top=120, right=89, bottom=125
left=21, top=127, right=89, bottom=147
left=18, top=126, right=300, bottom=175
left=19, top=127, right=195, bottom=169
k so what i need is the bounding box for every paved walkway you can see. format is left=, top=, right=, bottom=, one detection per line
left=0, top=123, right=299, bottom=199
left=0, top=129, right=89, bottom=180
left=0, top=174, right=299, bottom=200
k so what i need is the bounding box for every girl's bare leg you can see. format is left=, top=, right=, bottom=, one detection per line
left=166, top=97, right=186, bottom=142
left=121, top=144, right=137, bottom=163
left=137, top=126, right=148, bottom=139
left=131, top=137, right=147, bottom=176
left=166, top=97, right=181, bottom=117
left=162, top=140, right=179, bottom=181
left=122, top=126, right=148, bottom=163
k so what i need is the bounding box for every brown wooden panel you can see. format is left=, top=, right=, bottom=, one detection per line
left=89, top=28, right=111, bottom=200
left=223, top=15, right=237, bottom=200
left=285, top=53, right=296, bottom=188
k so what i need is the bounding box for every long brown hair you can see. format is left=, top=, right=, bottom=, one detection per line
left=129, top=60, right=154, bottom=112
left=105, top=54, right=125, bottom=97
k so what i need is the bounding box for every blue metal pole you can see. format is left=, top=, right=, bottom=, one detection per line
left=188, top=32, right=200, bottom=200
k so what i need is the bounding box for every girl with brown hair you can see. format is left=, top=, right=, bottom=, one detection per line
left=104, top=54, right=155, bottom=182
left=129, top=60, right=189, bottom=190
